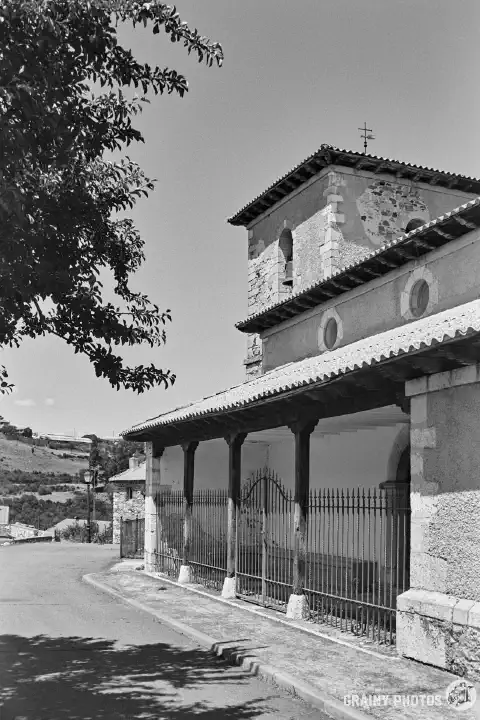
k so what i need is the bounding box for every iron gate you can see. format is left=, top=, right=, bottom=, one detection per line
left=119, top=516, right=144, bottom=558
left=236, top=469, right=294, bottom=609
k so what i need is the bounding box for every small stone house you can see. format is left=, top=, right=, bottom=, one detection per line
left=110, top=456, right=146, bottom=544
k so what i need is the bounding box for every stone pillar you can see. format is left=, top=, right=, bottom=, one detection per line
left=321, top=171, right=345, bottom=279
left=144, top=441, right=164, bottom=573
left=221, top=432, right=247, bottom=599
left=286, top=419, right=318, bottom=619
left=178, top=441, right=199, bottom=585
left=397, top=365, right=480, bottom=681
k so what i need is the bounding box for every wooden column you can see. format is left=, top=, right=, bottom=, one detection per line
left=222, top=432, right=247, bottom=598
left=181, top=441, right=198, bottom=568
left=288, top=420, right=317, bottom=614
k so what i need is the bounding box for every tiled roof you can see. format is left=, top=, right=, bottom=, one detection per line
left=237, top=196, right=480, bottom=334
left=227, top=144, right=480, bottom=227
left=123, top=297, right=480, bottom=439
left=110, top=462, right=146, bottom=483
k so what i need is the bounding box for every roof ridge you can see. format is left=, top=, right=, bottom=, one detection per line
left=228, top=144, right=480, bottom=227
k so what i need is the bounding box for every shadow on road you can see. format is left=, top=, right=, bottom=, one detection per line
left=0, top=634, right=278, bottom=719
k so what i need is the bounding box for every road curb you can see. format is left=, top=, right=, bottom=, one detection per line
left=83, top=572, right=372, bottom=720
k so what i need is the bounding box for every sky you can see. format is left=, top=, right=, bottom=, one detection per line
left=2, top=0, right=480, bottom=438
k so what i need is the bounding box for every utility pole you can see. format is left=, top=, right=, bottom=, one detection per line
left=358, top=122, right=375, bottom=153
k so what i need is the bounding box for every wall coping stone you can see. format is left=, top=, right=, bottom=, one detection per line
left=405, top=363, right=480, bottom=397
left=398, top=588, right=480, bottom=628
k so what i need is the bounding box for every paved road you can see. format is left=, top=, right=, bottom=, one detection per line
left=0, top=543, right=325, bottom=719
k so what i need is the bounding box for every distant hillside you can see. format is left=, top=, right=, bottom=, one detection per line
left=0, top=434, right=88, bottom=475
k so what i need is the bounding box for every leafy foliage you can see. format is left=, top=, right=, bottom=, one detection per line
left=59, top=520, right=112, bottom=543
left=2, top=492, right=111, bottom=529
left=0, top=1, right=222, bottom=392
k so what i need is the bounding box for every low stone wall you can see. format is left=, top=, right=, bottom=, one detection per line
left=398, top=589, right=480, bottom=681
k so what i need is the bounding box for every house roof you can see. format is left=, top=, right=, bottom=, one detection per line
left=227, top=144, right=480, bottom=228
left=110, top=462, right=146, bottom=483
left=237, top=196, right=480, bottom=334
left=44, top=518, right=111, bottom=534
left=123, top=297, right=480, bottom=443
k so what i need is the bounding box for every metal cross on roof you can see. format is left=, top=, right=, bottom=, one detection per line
left=358, top=122, right=375, bottom=153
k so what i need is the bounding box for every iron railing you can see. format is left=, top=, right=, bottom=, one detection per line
left=237, top=469, right=294, bottom=610
left=190, top=488, right=228, bottom=590
left=120, top=516, right=144, bottom=558
left=153, top=489, right=183, bottom=578
left=149, top=471, right=410, bottom=647
left=305, top=486, right=410, bottom=646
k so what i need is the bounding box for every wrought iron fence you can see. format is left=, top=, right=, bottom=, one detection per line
left=237, top=469, right=294, bottom=610
left=120, top=516, right=144, bottom=558
left=190, top=488, right=228, bottom=590
left=153, top=489, right=183, bottom=578
left=305, top=486, right=410, bottom=646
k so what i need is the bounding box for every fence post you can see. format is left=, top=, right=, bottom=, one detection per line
left=286, top=419, right=318, bottom=619
left=222, top=432, right=247, bottom=598
left=119, top=516, right=123, bottom=558
left=178, top=441, right=199, bottom=584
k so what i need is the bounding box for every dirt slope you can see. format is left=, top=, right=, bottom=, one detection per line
left=0, top=436, right=88, bottom=475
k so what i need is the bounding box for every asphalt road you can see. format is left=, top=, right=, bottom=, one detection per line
left=0, top=543, right=326, bottom=719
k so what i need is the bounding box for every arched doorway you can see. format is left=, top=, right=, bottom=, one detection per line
left=381, top=437, right=411, bottom=597
left=394, top=446, right=411, bottom=593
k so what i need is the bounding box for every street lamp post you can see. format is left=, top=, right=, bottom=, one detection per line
left=83, top=469, right=92, bottom=543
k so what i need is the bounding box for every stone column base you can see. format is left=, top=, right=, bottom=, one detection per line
left=177, top=564, right=193, bottom=585
left=286, top=593, right=310, bottom=620
left=397, top=589, right=480, bottom=681
left=221, top=576, right=236, bottom=599
left=144, top=550, right=156, bottom=574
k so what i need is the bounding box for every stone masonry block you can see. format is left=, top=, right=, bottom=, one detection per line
left=450, top=364, right=479, bottom=388
left=427, top=371, right=453, bottom=394
left=405, top=376, right=428, bottom=398
left=410, top=552, right=447, bottom=593
left=411, top=427, right=436, bottom=449
left=468, top=602, right=480, bottom=630
left=397, top=610, right=447, bottom=669
left=453, top=599, right=476, bottom=626
left=410, top=393, right=428, bottom=425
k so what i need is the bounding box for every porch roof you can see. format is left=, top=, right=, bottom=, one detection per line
left=122, top=298, right=480, bottom=445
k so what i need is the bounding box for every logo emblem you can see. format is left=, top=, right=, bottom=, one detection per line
left=446, top=679, right=477, bottom=711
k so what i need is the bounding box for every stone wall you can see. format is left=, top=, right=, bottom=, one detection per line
left=112, top=483, right=145, bottom=544
left=243, top=165, right=473, bottom=373
left=397, top=366, right=480, bottom=681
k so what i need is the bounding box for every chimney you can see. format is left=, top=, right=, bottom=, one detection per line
left=129, top=456, right=139, bottom=470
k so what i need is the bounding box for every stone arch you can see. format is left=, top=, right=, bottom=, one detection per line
left=384, top=425, right=410, bottom=485
left=381, top=425, right=411, bottom=595
left=277, top=222, right=295, bottom=292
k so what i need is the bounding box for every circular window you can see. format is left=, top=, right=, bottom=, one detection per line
left=324, top=317, right=338, bottom=350
left=409, top=279, right=430, bottom=318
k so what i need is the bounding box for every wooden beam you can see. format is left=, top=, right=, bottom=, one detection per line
left=431, top=226, right=454, bottom=241
left=452, top=215, right=478, bottom=231
left=328, top=279, right=351, bottom=292
left=390, top=247, right=417, bottom=261
left=374, top=256, right=398, bottom=270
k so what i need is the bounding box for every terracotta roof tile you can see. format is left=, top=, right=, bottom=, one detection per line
left=227, top=144, right=480, bottom=227
left=123, top=298, right=480, bottom=437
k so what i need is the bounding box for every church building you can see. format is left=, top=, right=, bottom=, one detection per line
left=123, top=144, right=480, bottom=680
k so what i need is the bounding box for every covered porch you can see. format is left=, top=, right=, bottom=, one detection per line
left=123, top=298, right=480, bottom=657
